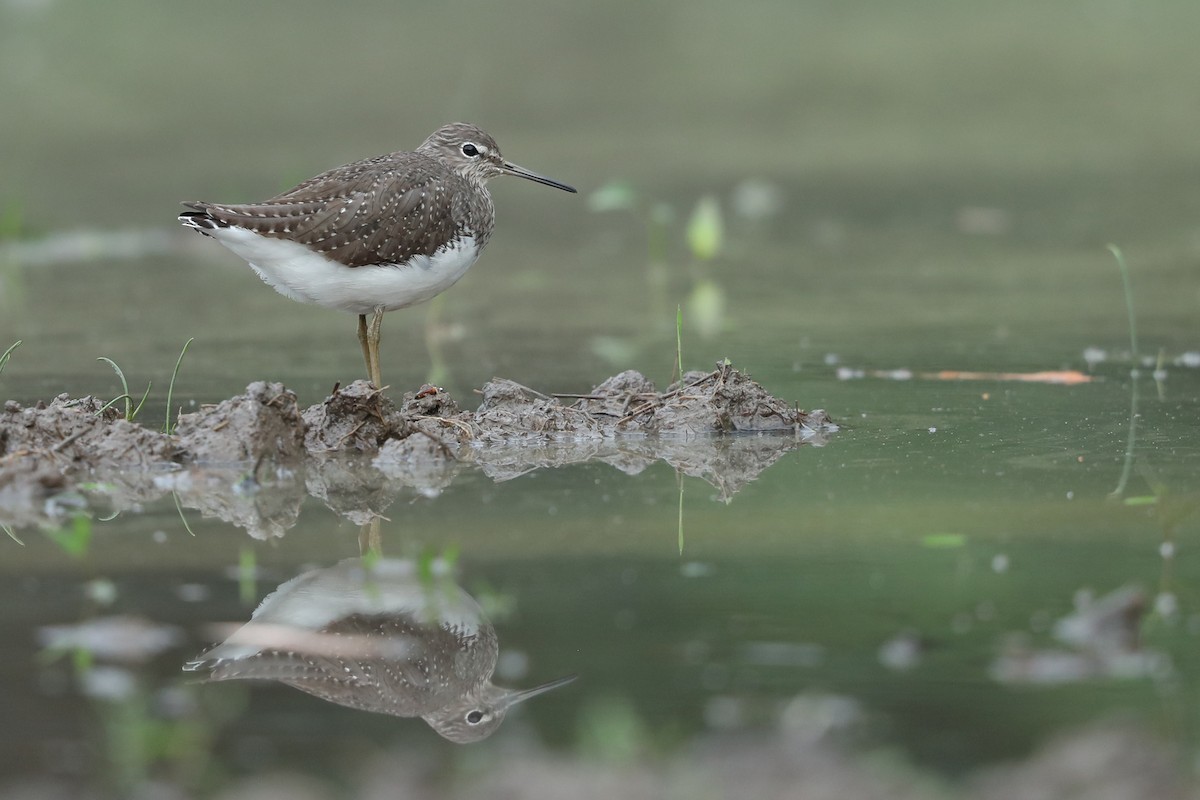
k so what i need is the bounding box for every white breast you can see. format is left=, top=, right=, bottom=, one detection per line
left=205, top=226, right=481, bottom=315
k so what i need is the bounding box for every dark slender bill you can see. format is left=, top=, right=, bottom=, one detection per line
left=503, top=161, right=578, bottom=193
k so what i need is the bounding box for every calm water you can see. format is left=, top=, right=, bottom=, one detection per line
left=2, top=1, right=1199, bottom=798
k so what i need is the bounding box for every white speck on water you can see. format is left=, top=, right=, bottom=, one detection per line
left=1066, top=491, right=1074, bottom=500
left=928, top=427, right=937, bottom=433
left=1160, top=541, right=1175, bottom=559
left=175, top=583, right=210, bottom=603
left=1082, top=346, right=1107, bottom=367
left=992, top=554, right=1010, bottom=573
left=152, top=530, right=167, bottom=543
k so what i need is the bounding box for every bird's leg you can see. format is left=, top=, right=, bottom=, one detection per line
left=368, top=308, right=385, bottom=389
left=357, top=314, right=372, bottom=383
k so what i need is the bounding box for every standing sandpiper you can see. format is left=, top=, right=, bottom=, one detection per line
left=179, top=122, right=576, bottom=388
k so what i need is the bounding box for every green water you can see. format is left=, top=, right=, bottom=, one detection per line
left=1, top=0, right=1199, bottom=797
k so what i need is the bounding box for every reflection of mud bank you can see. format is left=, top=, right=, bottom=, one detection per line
left=0, top=363, right=836, bottom=531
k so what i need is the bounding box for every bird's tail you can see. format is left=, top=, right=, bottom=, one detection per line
left=178, top=202, right=227, bottom=236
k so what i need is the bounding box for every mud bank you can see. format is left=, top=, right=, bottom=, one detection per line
left=0, top=363, right=835, bottom=531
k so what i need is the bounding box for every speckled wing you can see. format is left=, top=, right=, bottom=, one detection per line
left=181, top=153, right=467, bottom=268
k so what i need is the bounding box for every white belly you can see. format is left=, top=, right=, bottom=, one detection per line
left=206, top=226, right=480, bottom=315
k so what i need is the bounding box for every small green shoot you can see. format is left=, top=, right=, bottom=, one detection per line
left=1106, top=245, right=1140, bottom=499
left=675, top=304, right=684, bottom=380
left=163, top=337, right=194, bottom=434
left=1106, top=244, right=1139, bottom=359
left=96, top=357, right=151, bottom=422
left=0, top=340, right=20, bottom=377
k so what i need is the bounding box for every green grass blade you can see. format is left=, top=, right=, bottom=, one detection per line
left=1106, top=244, right=1139, bottom=359
left=96, top=356, right=133, bottom=420
left=1106, top=245, right=1140, bottom=499
left=675, top=304, right=683, bottom=380
left=130, top=380, right=151, bottom=422
left=163, top=337, right=194, bottom=434
left=95, top=394, right=133, bottom=417
left=0, top=340, right=21, bottom=377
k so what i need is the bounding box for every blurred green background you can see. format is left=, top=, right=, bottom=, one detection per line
left=1, top=1, right=1199, bottom=798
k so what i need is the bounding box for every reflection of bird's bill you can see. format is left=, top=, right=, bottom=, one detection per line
left=190, top=622, right=422, bottom=665
left=498, top=673, right=578, bottom=710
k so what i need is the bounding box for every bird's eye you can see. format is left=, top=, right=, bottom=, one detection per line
left=461, top=143, right=479, bottom=157
left=466, top=710, right=485, bottom=725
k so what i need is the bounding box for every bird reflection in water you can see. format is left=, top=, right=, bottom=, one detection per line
left=184, top=557, right=573, bottom=743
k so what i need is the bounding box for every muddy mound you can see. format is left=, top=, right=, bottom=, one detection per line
left=2, top=394, right=177, bottom=469
left=572, top=363, right=816, bottom=435
left=302, top=380, right=407, bottom=454
left=176, top=381, right=305, bottom=464
left=0, top=362, right=836, bottom=532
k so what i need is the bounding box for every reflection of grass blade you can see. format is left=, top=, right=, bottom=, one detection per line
left=677, top=476, right=685, bottom=556
left=239, top=546, right=257, bottom=606
left=163, top=337, right=193, bottom=434
left=0, top=340, right=21, bottom=376
left=2, top=523, right=24, bottom=545
left=172, top=491, right=195, bottom=536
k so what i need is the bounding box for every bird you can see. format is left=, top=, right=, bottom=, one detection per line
left=179, top=123, right=577, bottom=389
left=183, top=557, right=575, bottom=743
